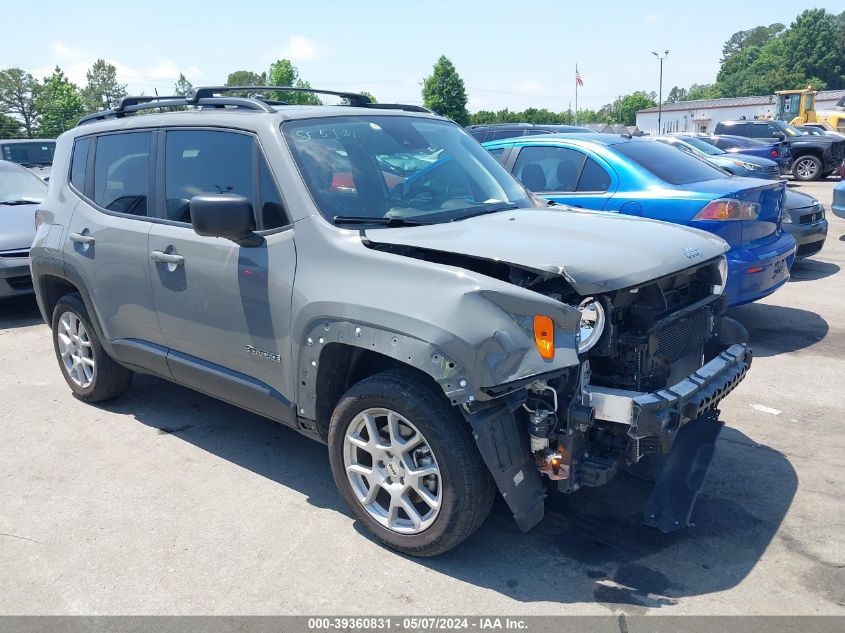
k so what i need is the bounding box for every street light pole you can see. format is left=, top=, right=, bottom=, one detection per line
left=652, top=50, right=669, bottom=134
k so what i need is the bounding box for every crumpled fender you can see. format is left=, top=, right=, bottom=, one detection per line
left=294, top=290, right=580, bottom=419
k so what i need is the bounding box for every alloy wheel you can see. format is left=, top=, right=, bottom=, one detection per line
left=795, top=158, right=818, bottom=180
left=342, top=407, right=442, bottom=534
left=57, top=311, right=95, bottom=388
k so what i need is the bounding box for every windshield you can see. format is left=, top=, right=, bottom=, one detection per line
left=616, top=139, right=728, bottom=185
left=777, top=122, right=801, bottom=137
left=676, top=135, right=724, bottom=155
left=282, top=116, right=532, bottom=224
left=0, top=164, right=47, bottom=203
left=1, top=141, right=55, bottom=166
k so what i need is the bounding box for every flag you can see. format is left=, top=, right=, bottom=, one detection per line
left=575, top=69, right=584, bottom=87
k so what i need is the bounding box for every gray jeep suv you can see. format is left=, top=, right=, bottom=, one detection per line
left=31, top=87, right=751, bottom=555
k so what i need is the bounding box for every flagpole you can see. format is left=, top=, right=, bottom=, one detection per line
left=575, top=63, right=578, bottom=125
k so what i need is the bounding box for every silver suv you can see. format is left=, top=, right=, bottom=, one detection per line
left=32, top=87, right=751, bottom=555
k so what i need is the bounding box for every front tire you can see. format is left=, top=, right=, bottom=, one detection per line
left=328, top=369, right=495, bottom=556
left=52, top=294, right=133, bottom=402
left=792, top=155, right=822, bottom=181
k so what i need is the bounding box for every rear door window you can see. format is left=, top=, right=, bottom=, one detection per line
left=491, top=130, right=524, bottom=141
left=92, top=132, right=151, bottom=216
left=615, top=140, right=727, bottom=184
left=512, top=145, right=586, bottom=192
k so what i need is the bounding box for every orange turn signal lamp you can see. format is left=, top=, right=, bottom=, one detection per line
left=533, top=315, right=555, bottom=360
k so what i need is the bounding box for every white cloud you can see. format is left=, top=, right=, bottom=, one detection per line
left=273, top=35, right=324, bottom=62
left=37, top=41, right=202, bottom=90
left=513, top=80, right=541, bottom=93
left=645, top=14, right=658, bottom=24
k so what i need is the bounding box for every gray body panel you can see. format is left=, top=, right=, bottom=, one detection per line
left=364, top=208, right=728, bottom=295
left=63, top=200, right=161, bottom=345
left=147, top=222, right=297, bottom=403
left=30, top=100, right=750, bottom=536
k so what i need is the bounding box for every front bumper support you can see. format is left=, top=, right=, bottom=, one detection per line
left=585, top=343, right=751, bottom=439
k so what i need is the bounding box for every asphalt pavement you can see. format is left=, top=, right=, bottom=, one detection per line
left=1, top=179, right=843, bottom=615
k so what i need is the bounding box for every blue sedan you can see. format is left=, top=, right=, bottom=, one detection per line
left=484, top=134, right=796, bottom=306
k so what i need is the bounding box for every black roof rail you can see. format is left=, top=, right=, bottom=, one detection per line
left=465, top=123, right=534, bottom=129
left=187, top=85, right=373, bottom=107
left=76, top=94, right=275, bottom=126
left=365, top=103, right=432, bottom=113
left=187, top=86, right=432, bottom=113
left=76, top=86, right=434, bottom=127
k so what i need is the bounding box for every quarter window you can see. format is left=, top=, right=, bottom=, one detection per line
left=576, top=157, right=611, bottom=192
left=70, top=137, right=91, bottom=193
left=259, top=155, right=289, bottom=229
left=93, top=132, right=151, bottom=216
left=487, top=147, right=507, bottom=165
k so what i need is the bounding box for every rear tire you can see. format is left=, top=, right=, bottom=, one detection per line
left=51, top=294, right=133, bottom=402
left=328, top=369, right=495, bottom=556
left=792, top=155, right=822, bottom=181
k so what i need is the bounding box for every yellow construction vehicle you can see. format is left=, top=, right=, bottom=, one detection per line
left=775, top=87, right=845, bottom=132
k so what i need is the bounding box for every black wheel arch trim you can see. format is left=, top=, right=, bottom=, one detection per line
left=462, top=402, right=546, bottom=531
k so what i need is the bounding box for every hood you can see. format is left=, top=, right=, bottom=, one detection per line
left=0, top=202, right=38, bottom=252
left=790, top=135, right=839, bottom=148
left=24, top=165, right=51, bottom=181
left=784, top=189, right=817, bottom=212
left=719, top=153, right=777, bottom=169
left=364, top=208, right=728, bottom=295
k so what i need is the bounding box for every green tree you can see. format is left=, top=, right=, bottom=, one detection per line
left=687, top=83, right=720, bottom=100
left=0, top=68, right=41, bottom=138
left=422, top=55, right=469, bottom=126
left=267, top=60, right=321, bottom=104
left=615, top=92, right=657, bottom=125
left=38, top=67, right=83, bottom=137
left=666, top=86, right=688, bottom=103
left=225, top=70, right=267, bottom=97
left=81, top=59, right=127, bottom=113
left=721, top=23, right=784, bottom=61
left=0, top=113, right=23, bottom=137
left=174, top=73, right=193, bottom=96
left=780, top=9, right=843, bottom=91
left=359, top=90, right=377, bottom=103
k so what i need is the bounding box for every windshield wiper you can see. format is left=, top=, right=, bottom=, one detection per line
left=0, top=199, right=41, bottom=206
left=446, top=203, right=519, bottom=222
left=333, top=215, right=429, bottom=227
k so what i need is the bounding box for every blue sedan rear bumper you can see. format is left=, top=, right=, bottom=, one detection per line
left=725, top=231, right=796, bottom=306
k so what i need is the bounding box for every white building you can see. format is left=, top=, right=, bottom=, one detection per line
left=636, top=89, right=845, bottom=135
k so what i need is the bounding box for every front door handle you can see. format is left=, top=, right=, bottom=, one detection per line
left=69, top=232, right=95, bottom=245
left=150, top=250, right=185, bottom=266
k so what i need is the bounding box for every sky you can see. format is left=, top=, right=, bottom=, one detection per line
left=1, top=1, right=842, bottom=112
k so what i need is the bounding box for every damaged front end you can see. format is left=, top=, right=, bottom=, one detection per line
left=461, top=256, right=752, bottom=533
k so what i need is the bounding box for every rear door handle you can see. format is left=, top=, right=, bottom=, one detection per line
left=69, top=232, right=95, bottom=245
left=150, top=250, right=185, bottom=266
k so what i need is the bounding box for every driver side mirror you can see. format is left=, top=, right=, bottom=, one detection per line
left=772, top=131, right=785, bottom=140
left=190, top=194, right=263, bottom=247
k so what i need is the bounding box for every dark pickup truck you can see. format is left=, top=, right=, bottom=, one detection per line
left=714, top=119, right=844, bottom=181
